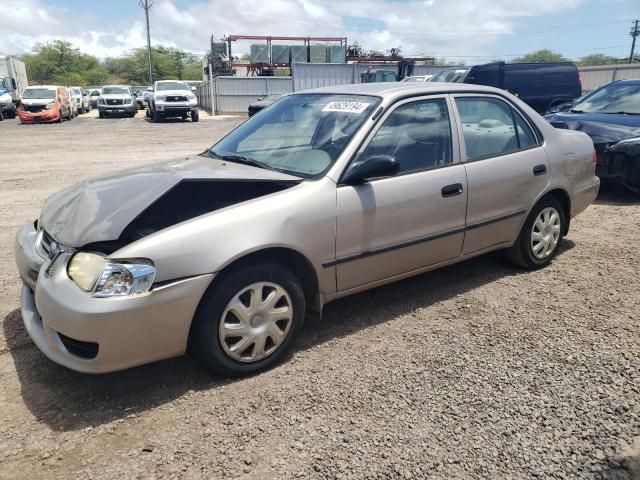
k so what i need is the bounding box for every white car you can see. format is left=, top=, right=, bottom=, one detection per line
left=69, top=86, right=84, bottom=116
left=148, top=80, right=199, bottom=122
left=401, top=75, right=433, bottom=82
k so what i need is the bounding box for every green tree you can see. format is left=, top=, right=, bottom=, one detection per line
left=577, top=54, right=623, bottom=66
left=21, top=40, right=109, bottom=85
left=512, top=49, right=569, bottom=63
left=106, top=46, right=203, bottom=84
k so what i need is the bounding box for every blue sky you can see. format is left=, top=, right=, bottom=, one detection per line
left=2, top=0, right=638, bottom=62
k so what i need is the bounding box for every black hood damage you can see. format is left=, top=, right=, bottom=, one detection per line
left=39, top=156, right=301, bottom=248
left=85, top=179, right=295, bottom=254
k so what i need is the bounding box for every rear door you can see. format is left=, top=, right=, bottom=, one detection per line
left=334, top=95, right=468, bottom=291
left=451, top=94, right=549, bottom=254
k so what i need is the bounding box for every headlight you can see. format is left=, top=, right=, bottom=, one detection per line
left=98, top=97, right=105, bottom=105
left=67, top=253, right=156, bottom=297
left=123, top=98, right=132, bottom=104
left=44, top=102, right=55, bottom=110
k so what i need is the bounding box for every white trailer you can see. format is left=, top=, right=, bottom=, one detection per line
left=0, top=54, right=28, bottom=102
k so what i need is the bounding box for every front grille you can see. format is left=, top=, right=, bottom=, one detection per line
left=23, top=105, right=45, bottom=113
left=165, top=95, right=187, bottom=102
left=107, top=99, right=123, bottom=105
left=58, top=332, right=99, bottom=359
left=36, top=229, right=67, bottom=261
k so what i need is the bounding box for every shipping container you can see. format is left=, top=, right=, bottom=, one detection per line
left=309, top=45, right=328, bottom=63
left=271, top=45, right=291, bottom=64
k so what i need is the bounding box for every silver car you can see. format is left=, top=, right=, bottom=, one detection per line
left=14, top=83, right=599, bottom=376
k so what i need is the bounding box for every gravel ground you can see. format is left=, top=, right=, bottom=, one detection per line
left=0, top=109, right=639, bottom=480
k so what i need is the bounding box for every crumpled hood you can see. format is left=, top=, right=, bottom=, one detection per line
left=545, top=112, right=640, bottom=146
left=40, top=155, right=301, bottom=247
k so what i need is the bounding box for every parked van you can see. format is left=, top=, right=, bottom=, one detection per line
left=431, top=62, right=582, bottom=114
left=17, top=85, right=73, bottom=124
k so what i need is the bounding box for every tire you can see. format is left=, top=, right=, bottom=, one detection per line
left=56, top=111, right=63, bottom=123
left=67, top=108, right=73, bottom=120
left=191, top=262, right=305, bottom=376
left=151, top=109, right=160, bottom=122
left=145, top=108, right=150, bottom=118
left=8, top=107, right=16, bottom=119
left=192, top=109, right=199, bottom=122
left=506, top=195, right=565, bottom=270
left=0, top=109, right=4, bottom=121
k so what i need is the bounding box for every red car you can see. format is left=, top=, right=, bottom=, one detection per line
left=18, top=86, right=73, bottom=124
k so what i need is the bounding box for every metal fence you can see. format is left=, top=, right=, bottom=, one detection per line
left=196, top=64, right=451, bottom=114
left=196, top=77, right=293, bottom=114
left=291, top=63, right=447, bottom=91
left=578, top=63, right=640, bottom=92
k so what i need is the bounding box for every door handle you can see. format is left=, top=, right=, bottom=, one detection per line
left=533, top=164, right=547, bottom=176
left=441, top=183, right=464, bottom=197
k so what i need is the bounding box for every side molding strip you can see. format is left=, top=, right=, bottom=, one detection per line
left=322, top=208, right=527, bottom=268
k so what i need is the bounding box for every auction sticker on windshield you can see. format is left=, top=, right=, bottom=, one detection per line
left=322, top=101, right=370, bottom=114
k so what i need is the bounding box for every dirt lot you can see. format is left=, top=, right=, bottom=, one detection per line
left=0, top=109, right=639, bottom=479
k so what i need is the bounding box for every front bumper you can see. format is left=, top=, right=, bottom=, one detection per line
left=155, top=102, right=197, bottom=115
left=99, top=104, right=136, bottom=113
left=14, top=223, right=214, bottom=373
left=17, top=108, right=61, bottom=123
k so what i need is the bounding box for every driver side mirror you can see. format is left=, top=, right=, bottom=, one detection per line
left=342, top=155, right=400, bottom=185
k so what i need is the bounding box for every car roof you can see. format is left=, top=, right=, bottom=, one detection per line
left=25, top=85, right=58, bottom=90
left=293, top=82, right=506, bottom=100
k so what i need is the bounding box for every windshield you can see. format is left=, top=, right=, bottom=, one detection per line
left=23, top=88, right=56, bottom=99
left=572, top=82, right=640, bottom=115
left=102, top=87, right=130, bottom=95
left=156, top=82, right=189, bottom=91
left=430, top=69, right=468, bottom=83
left=210, top=94, right=380, bottom=178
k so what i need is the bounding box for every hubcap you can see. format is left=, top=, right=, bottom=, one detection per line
left=219, top=282, right=293, bottom=363
left=530, top=207, right=561, bottom=260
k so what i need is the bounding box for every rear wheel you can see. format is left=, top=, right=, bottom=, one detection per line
left=191, top=263, right=305, bottom=376
left=506, top=196, right=565, bottom=269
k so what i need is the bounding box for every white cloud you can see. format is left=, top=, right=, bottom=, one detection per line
left=0, top=0, right=586, bottom=62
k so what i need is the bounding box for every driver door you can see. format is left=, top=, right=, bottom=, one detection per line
left=334, top=96, right=468, bottom=292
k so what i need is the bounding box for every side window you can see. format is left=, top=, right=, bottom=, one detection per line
left=358, top=98, right=453, bottom=174
left=455, top=97, right=538, bottom=160
left=513, top=111, right=537, bottom=149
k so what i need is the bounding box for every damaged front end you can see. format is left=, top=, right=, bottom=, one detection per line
left=83, top=179, right=297, bottom=254
left=599, top=137, right=640, bottom=193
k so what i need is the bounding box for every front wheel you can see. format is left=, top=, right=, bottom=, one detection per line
left=191, top=263, right=305, bottom=376
left=192, top=109, right=199, bottom=122
left=506, top=196, right=565, bottom=269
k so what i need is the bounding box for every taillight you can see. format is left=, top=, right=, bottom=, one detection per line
left=592, top=150, right=597, bottom=163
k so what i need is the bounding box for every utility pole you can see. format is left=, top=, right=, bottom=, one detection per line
left=139, top=0, right=154, bottom=84
left=630, top=19, right=639, bottom=63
